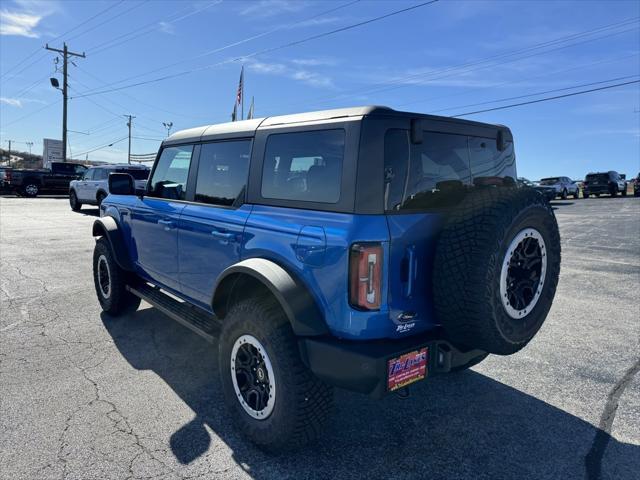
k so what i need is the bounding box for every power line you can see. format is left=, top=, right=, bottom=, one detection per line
left=88, top=0, right=361, bottom=89
left=70, top=1, right=440, bottom=99
left=88, top=1, right=223, bottom=55
left=396, top=51, right=640, bottom=109
left=274, top=17, right=639, bottom=111
left=66, top=1, right=150, bottom=43
left=430, top=75, right=639, bottom=113
left=71, top=137, right=129, bottom=159
left=0, top=1, right=124, bottom=81
left=452, top=79, right=640, bottom=117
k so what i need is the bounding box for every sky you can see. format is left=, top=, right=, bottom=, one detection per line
left=0, top=0, right=639, bottom=180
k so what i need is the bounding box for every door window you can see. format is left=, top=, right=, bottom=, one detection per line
left=148, top=145, right=194, bottom=200
left=93, top=168, right=107, bottom=181
left=261, top=129, right=345, bottom=204
left=83, top=169, right=95, bottom=180
left=194, top=140, right=251, bottom=206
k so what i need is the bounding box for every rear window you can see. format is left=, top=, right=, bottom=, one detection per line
left=586, top=174, right=608, bottom=182
left=540, top=177, right=560, bottom=185
left=384, top=129, right=471, bottom=211
left=116, top=168, right=149, bottom=180
left=261, top=129, right=344, bottom=204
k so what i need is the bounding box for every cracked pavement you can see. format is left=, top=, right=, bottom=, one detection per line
left=0, top=196, right=638, bottom=479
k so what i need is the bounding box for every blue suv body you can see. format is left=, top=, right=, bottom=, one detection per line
left=92, top=106, right=560, bottom=451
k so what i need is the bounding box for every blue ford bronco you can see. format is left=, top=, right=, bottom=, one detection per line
left=92, top=106, right=561, bottom=452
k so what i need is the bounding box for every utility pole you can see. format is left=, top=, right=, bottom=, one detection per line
left=125, top=115, right=135, bottom=164
left=45, top=43, right=85, bottom=163
left=5, top=140, right=13, bottom=167
left=26, top=141, right=34, bottom=155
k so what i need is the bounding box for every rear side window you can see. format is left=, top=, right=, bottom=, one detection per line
left=261, top=129, right=344, bottom=204
left=117, top=168, right=149, bottom=180
left=384, top=130, right=471, bottom=211
left=195, top=140, right=251, bottom=206
left=94, top=168, right=108, bottom=181
left=148, top=145, right=194, bottom=200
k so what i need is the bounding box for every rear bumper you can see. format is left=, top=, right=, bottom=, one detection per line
left=584, top=185, right=611, bottom=194
left=298, top=330, right=486, bottom=398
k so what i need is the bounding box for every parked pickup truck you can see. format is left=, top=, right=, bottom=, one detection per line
left=92, top=106, right=561, bottom=452
left=8, top=161, right=87, bottom=197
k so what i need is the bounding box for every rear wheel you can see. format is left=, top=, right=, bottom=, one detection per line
left=97, top=192, right=107, bottom=207
left=610, top=185, right=618, bottom=197
left=23, top=182, right=39, bottom=198
left=69, top=190, right=82, bottom=211
left=433, top=187, right=561, bottom=355
left=93, top=238, right=140, bottom=315
left=561, top=188, right=568, bottom=200
left=573, top=189, right=580, bottom=199
left=218, top=296, right=332, bottom=453
left=621, top=186, right=627, bottom=197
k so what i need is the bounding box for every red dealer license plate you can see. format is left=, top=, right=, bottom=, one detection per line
left=387, top=348, right=428, bottom=391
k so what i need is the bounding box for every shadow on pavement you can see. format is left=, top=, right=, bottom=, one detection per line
left=78, top=207, right=100, bottom=217
left=101, top=308, right=639, bottom=480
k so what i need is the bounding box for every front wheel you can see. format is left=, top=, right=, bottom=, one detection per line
left=573, top=189, right=580, bottom=199
left=69, top=190, right=82, bottom=211
left=93, top=238, right=140, bottom=315
left=561, top=189, right=568, bottom=200
left=218, top=296, right=332, bottom=453
left=621, top=187, right=627, bottom=197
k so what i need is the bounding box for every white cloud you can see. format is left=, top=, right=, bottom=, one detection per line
left=240, top=0, right=307, bottom=18
left=0, top=97, right=23, bottom=107
left=0, top=0, right=58, bottom=38
left=0, top=10, right=42, bottom=37
left=246, top=59, right=334, bottom=88
left=158, top=21, right=175, bottom=35
left=291, top=57, right=339, bottom=67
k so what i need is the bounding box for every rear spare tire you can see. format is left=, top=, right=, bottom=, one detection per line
left=433, top=187, right=561, bottom=355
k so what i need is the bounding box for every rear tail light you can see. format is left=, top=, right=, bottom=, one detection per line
left=349, top=243, right=383, bottom=310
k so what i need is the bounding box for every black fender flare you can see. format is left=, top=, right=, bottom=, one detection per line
left=212, top=258, right=329, bottom=337
left=92, top=216, right=134, bottom=271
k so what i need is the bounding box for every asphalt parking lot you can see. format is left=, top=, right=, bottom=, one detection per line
left=0, top=195, right=638, bottom=480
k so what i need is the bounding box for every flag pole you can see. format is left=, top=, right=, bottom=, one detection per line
left=241, top=65, right=244, bottom=120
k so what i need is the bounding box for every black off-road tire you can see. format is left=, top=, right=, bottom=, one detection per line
left=69, top=190, right=82, bottom=211
left=583, top=192, right=589, bottom=198
left=93, top=238, right=140, bottom=315
left=97, top=192, right=107, bottom=207
left=621, top=187, right=627, bottom=197
left=433, top=187, right=561, bottom=355
left=218, top=296, right=332, bottom=453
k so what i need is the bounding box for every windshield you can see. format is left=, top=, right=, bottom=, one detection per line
left=539, top=177, right=560, bottom=185
left=116, top=168, right=149, bottom=180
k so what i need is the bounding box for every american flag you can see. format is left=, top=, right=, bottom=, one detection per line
left=236, top=66, right=244, bottom=105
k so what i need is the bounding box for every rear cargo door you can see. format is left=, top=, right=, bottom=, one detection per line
left=384, top=128, right=472, bottom=334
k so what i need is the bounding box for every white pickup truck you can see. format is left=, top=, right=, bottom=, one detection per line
left=69, top=164, right=149, bottom=211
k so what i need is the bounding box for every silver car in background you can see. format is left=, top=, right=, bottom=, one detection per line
left=69, top=164, right=150, bottom=211
left=539, top=176, right=580, bottom=199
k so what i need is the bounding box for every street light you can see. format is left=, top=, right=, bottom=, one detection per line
left=163, top=122, right=173, bottom=137
left=26, top=142, right=34, bottom=155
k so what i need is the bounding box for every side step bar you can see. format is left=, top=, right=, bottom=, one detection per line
left=127, top=283, right=221, bottom=343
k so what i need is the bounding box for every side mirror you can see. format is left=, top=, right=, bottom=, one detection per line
left=108, top=173, right=135, bottom=195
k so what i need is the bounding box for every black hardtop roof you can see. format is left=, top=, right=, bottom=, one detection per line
left=164, top=105, right=511, bottom=145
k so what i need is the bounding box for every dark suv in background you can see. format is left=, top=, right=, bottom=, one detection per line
left=583, top=171, right=627, bottom=198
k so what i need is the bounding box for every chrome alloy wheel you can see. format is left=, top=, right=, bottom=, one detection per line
left=230, top=334, right=276, bottom=420
left=97, top=254, right=111, bottom=299
left=500, top=228, right=547, bottom=319
left=25, top=184, right=38, bottom=196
